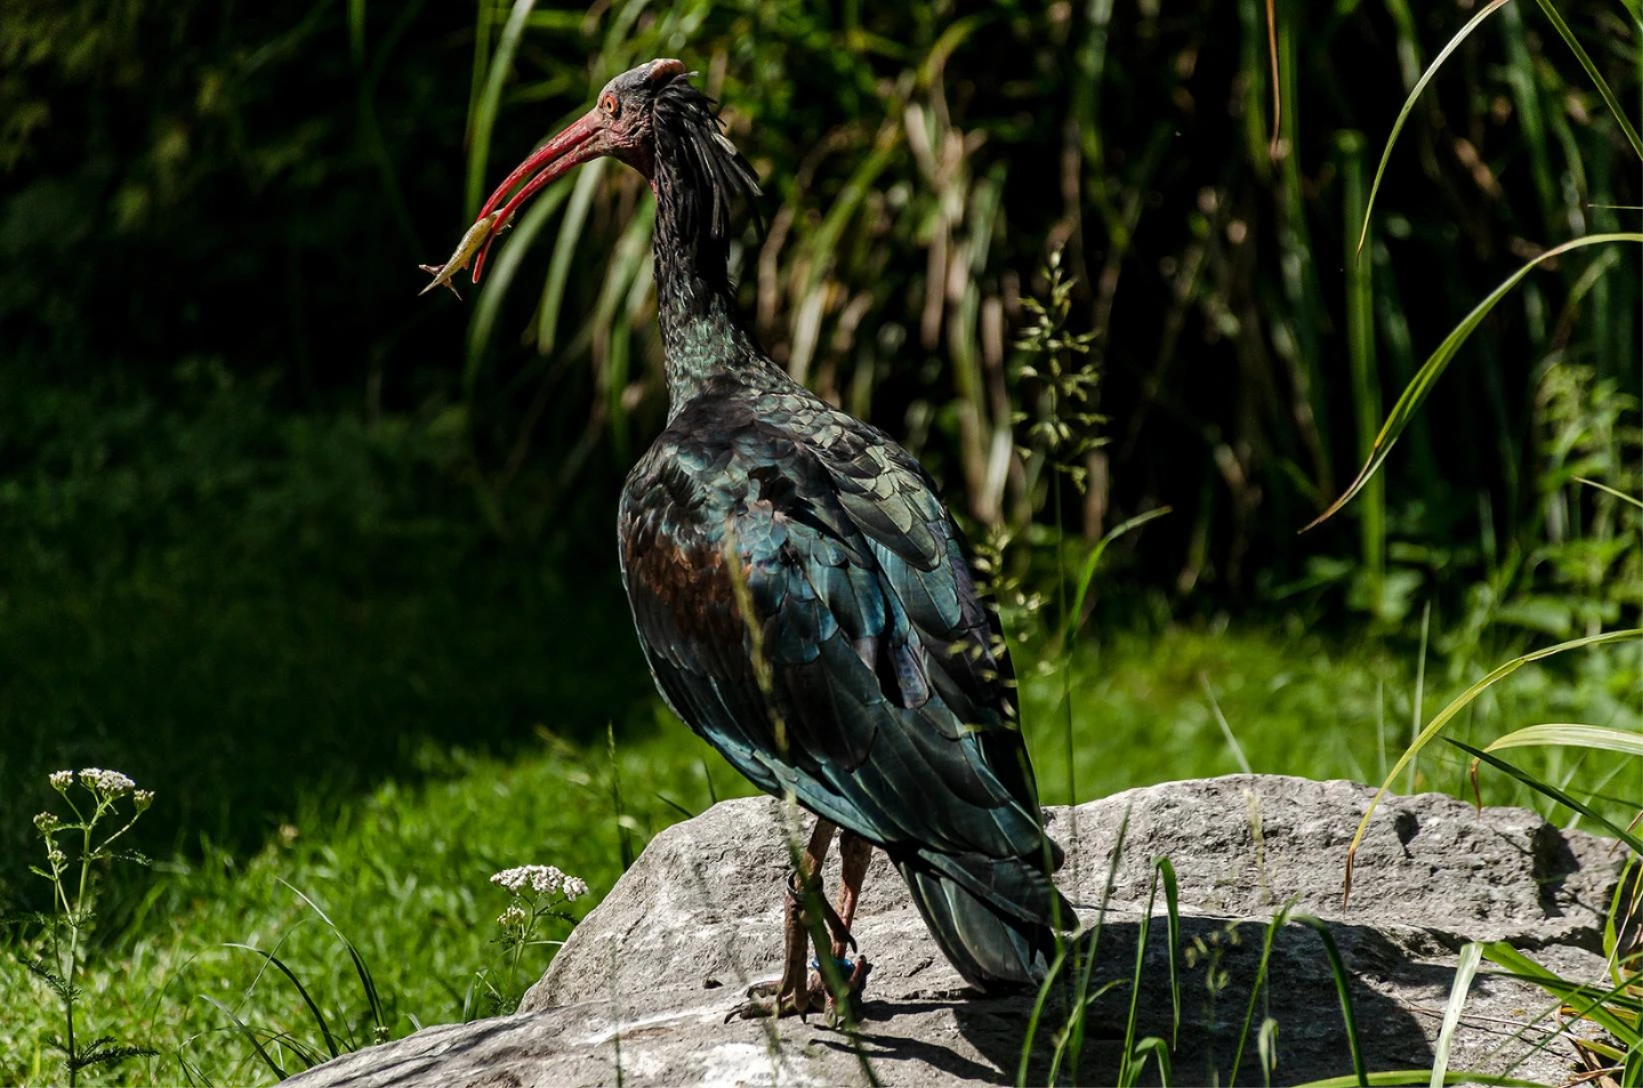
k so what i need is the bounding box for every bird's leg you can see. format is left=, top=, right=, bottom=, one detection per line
left=734, top=818, right=835, bottom=1019
left=818, top=831, right=874, bottom=1023
left=831, top=831, right=872, bottom=958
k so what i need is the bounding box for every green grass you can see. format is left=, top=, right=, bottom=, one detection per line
left=0, top=725, right=740, bottom=1086
left=1, top=621, right=1635, bottom=1086
left=0, top=365, right=655, bottom=893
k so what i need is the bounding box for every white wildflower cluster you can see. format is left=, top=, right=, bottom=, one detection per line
left=34, top=812, right=60, bottom=833
left=133, top=789, right=155, bottom=812
left=496, top=905, right=528, bottom=929
left=489, top=865, right=588, bottom=901
left=49, top=771, right=74, bottom=791
left=78, top=768, right=136, bottom=796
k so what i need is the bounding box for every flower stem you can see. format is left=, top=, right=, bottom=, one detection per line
left=62, top=818, right=95, bottom=1086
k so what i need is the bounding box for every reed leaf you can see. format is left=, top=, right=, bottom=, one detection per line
left=1430, top=943, right=1483, bottom=1088
left=1356, top=0, right=1511, bottom=254
left=465, top=0, right=542, bottom=219
left=1451, top=740, right=1643, bottom=856
left=465, top=184, right=572, bottom=398
left=1307, top=234, right=1643, bottom=531
left=1576, top=477, right=1643, bottom=510
left=1529, top=0, right=1643, bottom=160
left=1298, top=1074, right=1543, bottom=1087
left=1481, top=722, right=1643, bottom=760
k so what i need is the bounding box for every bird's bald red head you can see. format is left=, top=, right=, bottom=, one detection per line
left=462, top=59, right=691, bottom=283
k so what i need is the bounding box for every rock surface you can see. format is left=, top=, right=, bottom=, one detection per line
left=284, top=775, right=1623, bottom=1087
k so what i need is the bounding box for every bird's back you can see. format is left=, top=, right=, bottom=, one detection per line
left=619, top=372, right=1071, bottom=987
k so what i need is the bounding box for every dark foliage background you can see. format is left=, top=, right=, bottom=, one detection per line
left=1, top=0, right=1637, bottom=885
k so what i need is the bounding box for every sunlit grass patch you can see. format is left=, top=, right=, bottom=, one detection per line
left=0, top=729, right=743, bottom=1086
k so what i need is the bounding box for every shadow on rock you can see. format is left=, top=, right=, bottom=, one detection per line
left=814, top=916, right=1441, bottom=1087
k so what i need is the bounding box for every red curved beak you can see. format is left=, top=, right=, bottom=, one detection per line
left=470, top=109, right=604, bottom=284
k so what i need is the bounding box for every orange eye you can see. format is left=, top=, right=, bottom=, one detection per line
left=601, top=93, right=619, bottom=116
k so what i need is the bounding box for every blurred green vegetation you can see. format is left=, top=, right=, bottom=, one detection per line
left=0, top=0, right=1639, bottom=1081
left=6, top=0, right=1637, bottom=602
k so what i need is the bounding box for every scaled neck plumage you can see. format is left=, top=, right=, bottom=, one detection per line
left=649, top=170, right=756, bottom=413
left=644, top=91, right=771, bottom=418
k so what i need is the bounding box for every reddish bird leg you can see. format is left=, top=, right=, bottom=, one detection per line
left=819, top=831, right=874, bottom=1022
left=735, top=818, right=836, bottom=1019
left=832, top=831, right=872, bottom=955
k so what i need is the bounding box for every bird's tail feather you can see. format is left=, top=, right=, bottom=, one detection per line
left=895, top=850, right=1074, bottom=991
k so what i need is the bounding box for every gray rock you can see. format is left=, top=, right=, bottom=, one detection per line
left=283, top=775, right=1624, bottom=1088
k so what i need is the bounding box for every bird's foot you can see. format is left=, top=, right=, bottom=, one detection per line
left=726, top=974, right=827, bottom=1021
left=810, top=953, right=872, bottom=1027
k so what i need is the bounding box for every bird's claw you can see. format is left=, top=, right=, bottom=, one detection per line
left=725, top=955, right=869, bottom=1024
left=726, top=975, right=827, bottom=1021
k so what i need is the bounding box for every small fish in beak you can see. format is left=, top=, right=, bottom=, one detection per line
left=417, top=212, right=509, bottom=298
left=419, top=59, right=686, bottom=300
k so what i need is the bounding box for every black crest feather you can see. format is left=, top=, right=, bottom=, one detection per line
left=651, top=75, right=765, bottom=249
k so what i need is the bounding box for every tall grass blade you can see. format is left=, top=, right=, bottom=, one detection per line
left=1450, top=740, right=1643, bottom=855
left=1603, top=855, right=1640, bottom=987
left=1289, top=913, right=1366, bottom=1087
left=1231, top=908, right=1356, bottom=1087
left=199, top=997, right=286, bottom=1081
left=700, top=759, right=719, bottom=806
left=464, top=0, right=495, bottom=145
left=465, top=184, right=570, bottom=396
left=1297, top=1074, right=1543, bottom=1087
left=1530, top=0, right=1643, bottom=160
left=1066, top=507, right=1172, bottom=639
left=1376, top=679, right=1386, bottom=782
left=1355, top=0, right=1511, bottom=254
left=1429, top=942, right=1482, bottom=1088
left=1409, top=601, right=1431, bottom=795
left=653, top=792, right=695, bottom=821
left=792, top=137, right=899, bottom=309
left=1202, top=675, right=1253, bottom=775
left=1576, top=477, right=1643, bottom=510
left=1118, top=858, right=1176, bottom=1085
left=1338, top=130, right=1383, bottom=605
left=1057, top=805, right=1134, bottom=1085
left=1263, top=0, right=1280, bottom=160
left=1230, top=908, right=1286, bottom=1086
left=1343, top=628, right=1642, bottom=902
left=591, top=199, right=656, bottom=459
left=1024, top=806, right=1130, bottom=1088
left=464, top=0, right=541, bottom=218
left=1482, top=722, right=1643, bottom=759
left=534, top=159, right=605, bottom=353
left=347, top=0, right=366, bottom=68
left=1307, top=235, right=1643, bottom=531
left=1479, top=941, right=1643, bottom=1043
left=277, top=881, right=387, bottom=1037
left=221, top=943, right=340, bottom=1059
left=1131, top=1036, right=1173, bottom=1086
left=1156, top=857, right=1181, bottom=1047
left=1016, top=944, right=1069, bottom=1088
